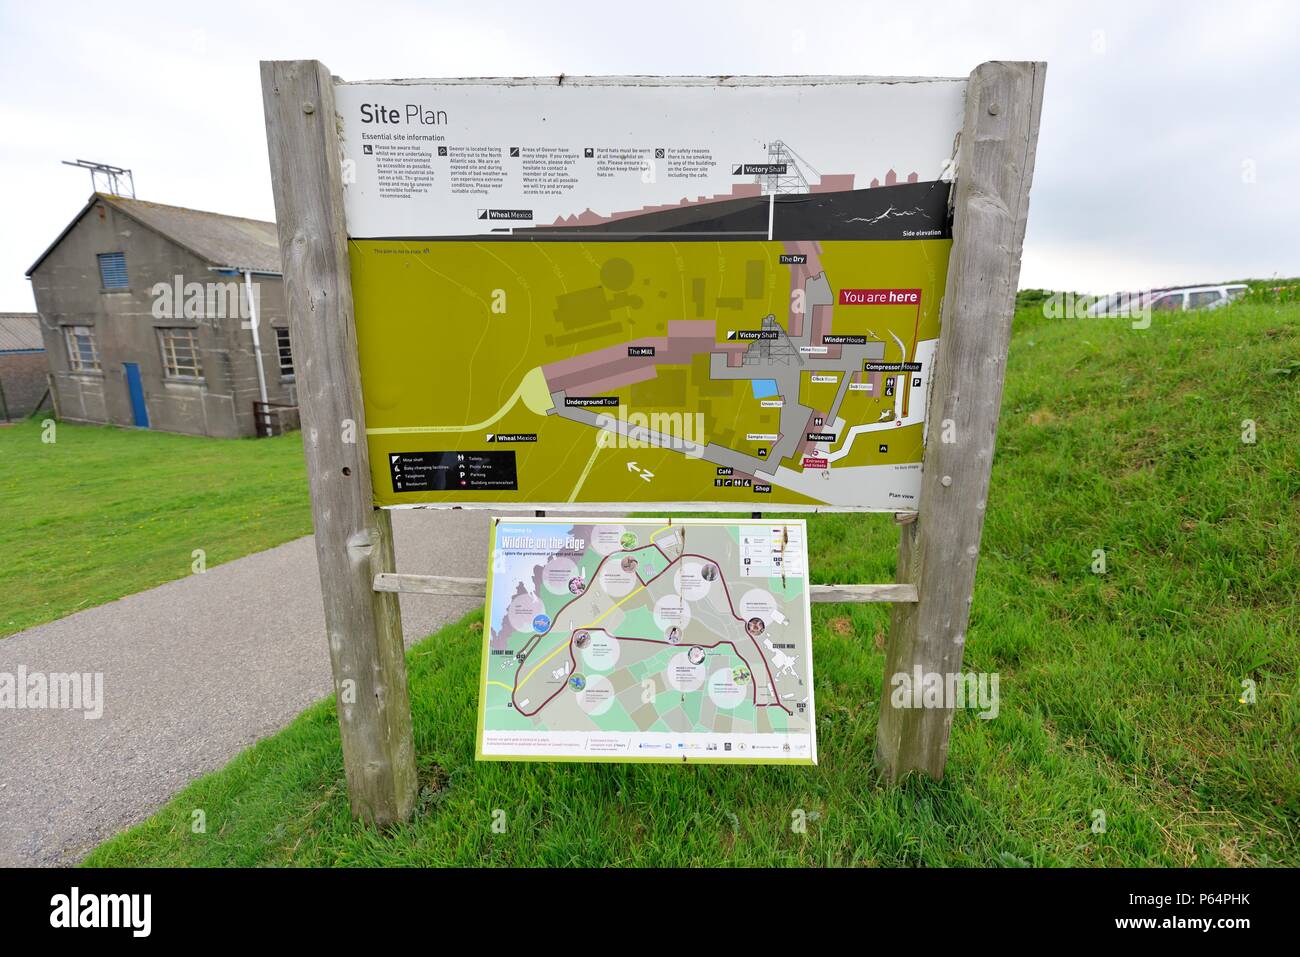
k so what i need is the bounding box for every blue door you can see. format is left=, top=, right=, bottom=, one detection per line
left=123, top=363, right=149, bottom=428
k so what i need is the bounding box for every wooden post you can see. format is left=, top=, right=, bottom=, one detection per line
left=260, top=60, right=418, bottom=823
left=45, top=372, right=61, bottom=421
left=877, top=61, right=1046, bottom=781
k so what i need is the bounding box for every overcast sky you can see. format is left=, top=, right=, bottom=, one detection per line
left=2, top=0, right=1297, bottom=311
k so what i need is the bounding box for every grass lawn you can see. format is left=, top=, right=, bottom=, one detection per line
left=0, top=419, right=311, bottom=637
left=87, top=300, right=1298, bottom=866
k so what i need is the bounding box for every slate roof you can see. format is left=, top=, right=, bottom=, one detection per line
left=27, top=193, right=282, bottom=277
left=0, top=313, right=44, bottom=353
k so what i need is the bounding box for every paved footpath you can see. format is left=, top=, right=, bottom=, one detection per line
left=0, top=508, right=530, bottom=866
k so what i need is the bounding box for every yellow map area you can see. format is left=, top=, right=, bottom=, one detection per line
left=349, top=238, right=949, bottom=508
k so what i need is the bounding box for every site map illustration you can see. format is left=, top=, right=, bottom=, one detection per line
left=338, top=78, right=964, bottom=510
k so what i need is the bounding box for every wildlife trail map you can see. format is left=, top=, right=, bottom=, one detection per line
left=477, top=517, right=816, bottom=763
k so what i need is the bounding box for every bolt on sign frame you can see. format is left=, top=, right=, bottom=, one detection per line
left=260, top=60, right=1045, bottom=823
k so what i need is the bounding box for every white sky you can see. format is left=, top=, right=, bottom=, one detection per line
left=2, top=0, right=1297, bottom=310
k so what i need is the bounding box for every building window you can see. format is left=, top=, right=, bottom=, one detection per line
left=97, top=252, right=129, bottom=290
left=275, top=327, right=294, bottom=379
left=64, top=325, right=101, bottom=373
left=158, top=328, right=202, bottom=380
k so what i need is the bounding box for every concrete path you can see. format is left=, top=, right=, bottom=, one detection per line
left=0, top=508, right=533, bottom=867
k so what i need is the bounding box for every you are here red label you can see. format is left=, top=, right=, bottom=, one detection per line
left=837, top=288, right=921, bottom=305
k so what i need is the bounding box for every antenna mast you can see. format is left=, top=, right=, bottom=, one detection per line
left=62, top=159, right=136, bottom=198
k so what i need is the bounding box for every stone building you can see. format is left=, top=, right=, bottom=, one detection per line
left=26, top=193, right=297, bottom=437
left=0, top=313, right=49, bottom=420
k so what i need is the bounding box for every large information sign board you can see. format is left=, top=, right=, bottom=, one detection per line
left=338, top=77, right=966, bottom=510
left=478, top=517, right=815, bottom=763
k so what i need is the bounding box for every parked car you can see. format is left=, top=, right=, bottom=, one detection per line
left=1087, top=283, right=1248, bottom=317
left=1147, top=284, right=1249, bottom=312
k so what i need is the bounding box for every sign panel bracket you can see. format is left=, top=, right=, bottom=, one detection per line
left=373, top=572, right=918, bottom=604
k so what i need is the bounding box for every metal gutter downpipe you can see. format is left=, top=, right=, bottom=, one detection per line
left=243, top=268, right=270, bottom=409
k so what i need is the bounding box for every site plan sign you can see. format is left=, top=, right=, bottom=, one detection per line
left=338, top=76, right=967, bottom=509
left=477, top=517, right=815, bottom=763
left=263, top=57, right=1042, bottom=814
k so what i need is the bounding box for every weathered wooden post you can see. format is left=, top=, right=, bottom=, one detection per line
left=876, top=61, right=1046, bottom=781
left=260, top=60, right=418, bottom=823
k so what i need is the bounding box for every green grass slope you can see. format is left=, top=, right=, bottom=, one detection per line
left=0, top=419, right=311, bottom=637
left=85, top=300, right=1299, bottom=866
